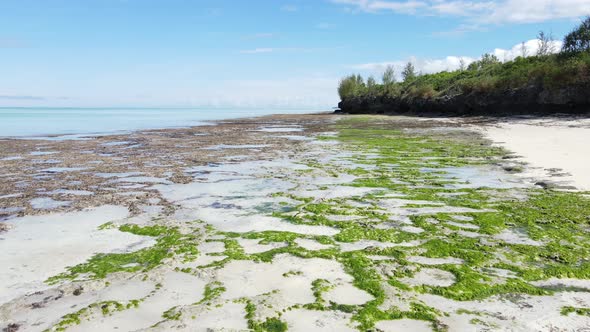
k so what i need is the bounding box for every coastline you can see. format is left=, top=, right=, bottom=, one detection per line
left=2, top=112, right=590, bottom=331
left=0, top=112, right=332, bottom=219
left=0, top=107, right=323, bottom=139
left=5, top=111, right=588, bottom=222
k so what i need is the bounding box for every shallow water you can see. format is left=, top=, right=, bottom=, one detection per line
left=0, top=107, right=317, bottom=138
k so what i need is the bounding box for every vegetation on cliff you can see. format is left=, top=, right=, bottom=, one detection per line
left=338, top=18, right=590, bottom=115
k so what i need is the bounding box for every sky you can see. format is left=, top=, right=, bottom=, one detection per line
left=0, top=0, right=588, bottom=109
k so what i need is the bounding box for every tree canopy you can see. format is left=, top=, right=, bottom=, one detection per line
left=402, top=62, right=416, bottom=82
left=562, top=17, right=590, bottom=54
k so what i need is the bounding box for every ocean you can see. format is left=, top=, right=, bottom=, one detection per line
left=0, top=107, right=320, bottom=138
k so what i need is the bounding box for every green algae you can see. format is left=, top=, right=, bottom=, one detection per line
left=49, top=307, right=88, bottom=331
left=46, top=225, right=200, bottom=283
left=319, top=116, right=590, bottom=327
left=48, top=300, right=140, bottom=331
left=247, top=117, right=589, bottom=329
left=310, top=279, right=333, bottom=306
left=44, top=115, right=590, bottom=331
left=282, top=270, right=303, bottom=277
left=421, top=266, right=549, bottom=301
left=259, top=318, right=288, bottom=332
left=197, top=282, right=226, bottom=305
left=243, top=231, right=301, bottom=244
left=561, top=306, right=590, bottom=316
left=162, top=306, right=182, bottom=320
left=238, top=299, right=289, bottom=332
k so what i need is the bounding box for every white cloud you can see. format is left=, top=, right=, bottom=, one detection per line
left=281, top=4, right=298, bottom=12
left=196, top=77, right=339, bottom=108
left=353, top=56, right=476, bottom=79
left=432, top=24, right=488, bottom=37
left=239, top=46, right=342, bottom=54
left=491, top=38, right=562, bottom=61
left=317, top=22, right=337, bottom=29
left=331, top=0, right=590, bottom=24
left=243, top=33, right=276, bottom=40
left=332, top=0, right=427, bottom=14
left=430, top=1, right=495, bottom=17
left=351, top=38, right=563, bottom=79
left=239, top=48, right=275, bottom=54
left=482, top=0, right=590, bottom=24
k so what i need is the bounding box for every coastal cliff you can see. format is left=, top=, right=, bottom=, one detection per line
left=337, top=18, right=590, bottom=117
left=338, top=81, right=590, bottom=116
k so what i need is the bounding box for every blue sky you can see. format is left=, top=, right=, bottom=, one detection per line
left=0, top=0, right=588, bottom=108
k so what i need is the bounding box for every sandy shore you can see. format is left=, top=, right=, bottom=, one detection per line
left=479, top=117, right=590, bottom=192
left=2, top=113, right=590, bottom=332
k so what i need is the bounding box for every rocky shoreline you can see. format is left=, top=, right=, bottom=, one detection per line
left=0, top=113, right=331, bottom=221
left=338, top=82, right=590, bottom=116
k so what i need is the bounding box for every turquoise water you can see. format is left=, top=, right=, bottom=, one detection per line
left=0, top=107, right=319, bottom=138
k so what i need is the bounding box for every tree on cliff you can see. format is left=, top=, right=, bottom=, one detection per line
left=338, top=74, right=365, bottom=99
left=366, top=76, right=378, bottom=97
left=468, top=53, right=500, bottom=71
left=537, top=31, right=556, bottom=56
left=338, top=75, right=355, bottom=99
left=459, top=57, right=467, bottom=71
left=336, top=17, right=590, bottom=113
left=519, top=42, right=529, bottom=58
left=382, top=65, right=396, bottom=85
left=562, top=17, right=590, bottom=54
left=381, top=65, right=399, bottom=97
left=402, top=62, right=416, bottom=82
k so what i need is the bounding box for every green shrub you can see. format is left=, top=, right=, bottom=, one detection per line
left=402, top=62, right=417, bottom=82
left=406, top=84, right=437, bottom=99
left=337, top=19, right=590, bottom=103
left=338, top=51, right=589, bottom=102
left=338, top=74, right=366, bottom=99
left=467, top=53, right=500, bottom=71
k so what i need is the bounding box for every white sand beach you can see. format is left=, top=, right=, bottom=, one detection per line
left=480, top=117, right=590, bottom=191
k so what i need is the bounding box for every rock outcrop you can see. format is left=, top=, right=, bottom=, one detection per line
left=338, top=82, right=590, bottom=116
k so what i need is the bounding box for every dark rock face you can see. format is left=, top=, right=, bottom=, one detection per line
left=338, top=83, right=590, bottom=116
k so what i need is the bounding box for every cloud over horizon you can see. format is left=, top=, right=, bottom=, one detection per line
left=0, top=95, right=47, bottom=101
left=331, top=0, right=590, bottom=25
left=239, top=48, right=275, bottom=54
left=351, top=38, right=563, bottom=79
